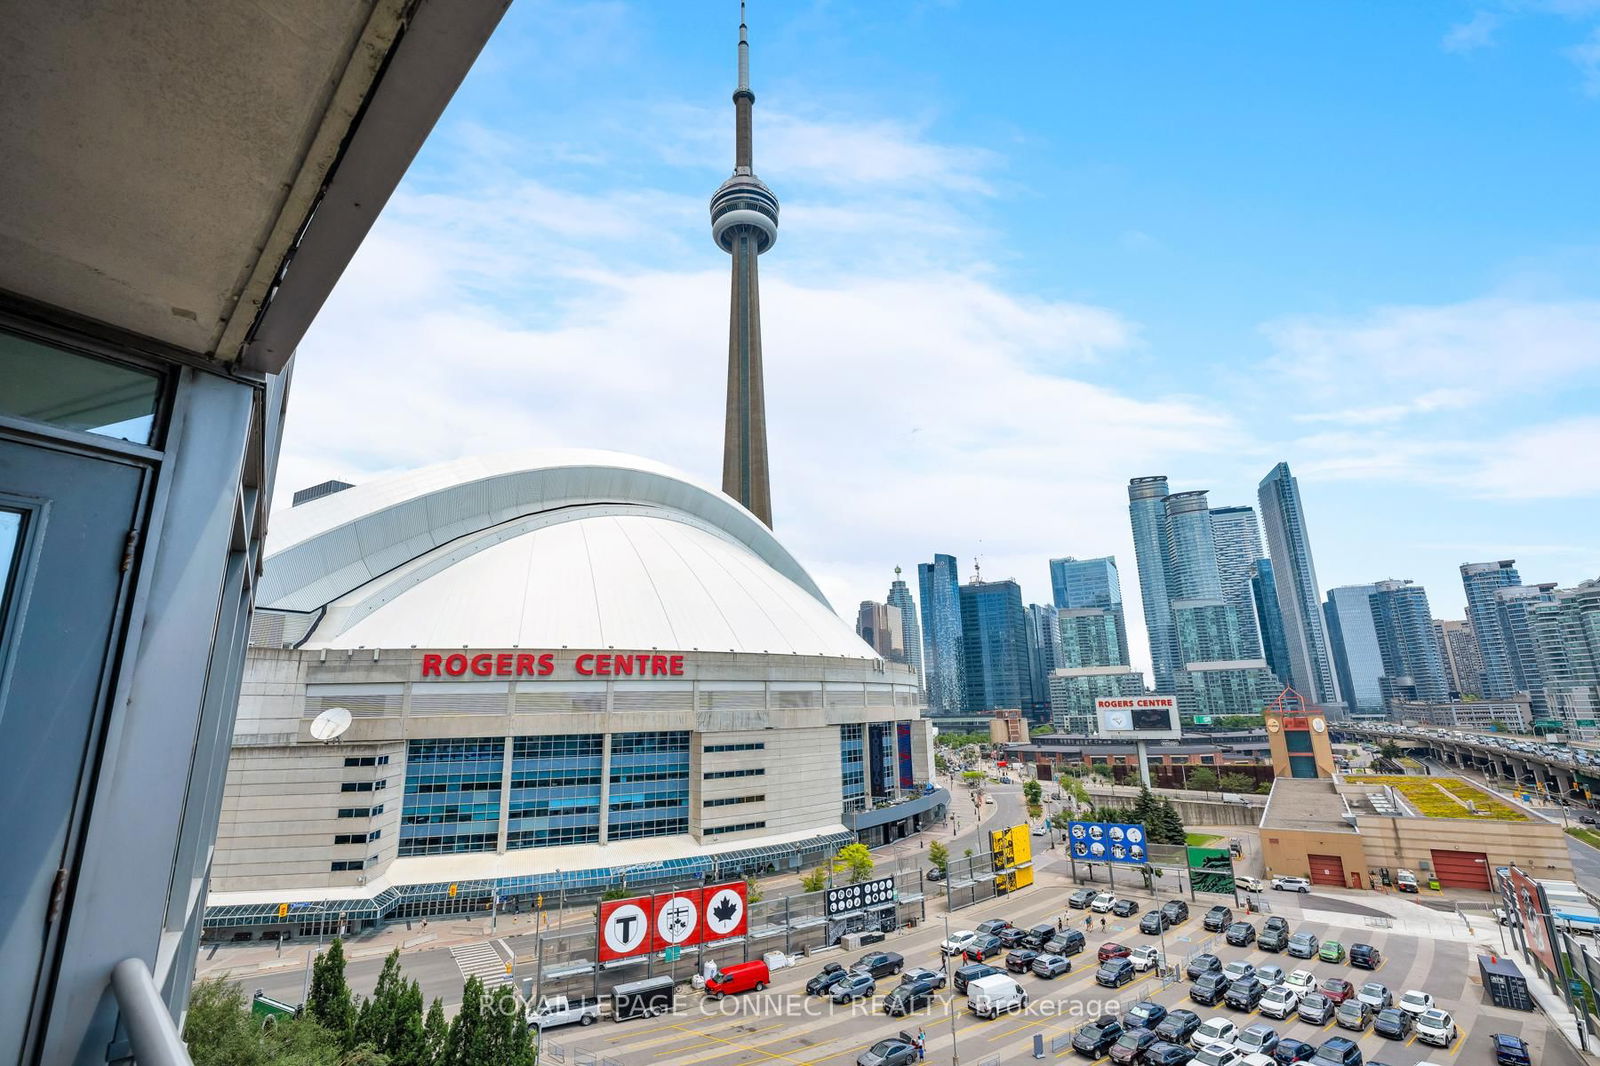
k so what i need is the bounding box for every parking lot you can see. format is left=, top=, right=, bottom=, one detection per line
left=547, top=880, right=1581, bottom=1066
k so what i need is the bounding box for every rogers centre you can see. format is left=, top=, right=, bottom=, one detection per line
left=203, top=451, right=946, bottom=936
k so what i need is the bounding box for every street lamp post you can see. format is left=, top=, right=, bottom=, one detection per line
left=941, top=913, right=961, bottom=1066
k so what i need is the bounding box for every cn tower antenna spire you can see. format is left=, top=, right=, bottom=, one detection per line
left=711, top=0, right=779, bottom=526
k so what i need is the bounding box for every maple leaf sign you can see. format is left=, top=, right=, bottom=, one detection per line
left=712, top=894, right=739, bottom=923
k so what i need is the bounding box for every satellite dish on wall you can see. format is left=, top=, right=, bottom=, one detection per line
left=309, top=707, right=353, bottom=742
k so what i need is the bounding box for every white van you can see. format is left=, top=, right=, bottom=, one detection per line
left=1395, top=869, right=1419, bottom=893
left=966, top=973, right=1028, bottom=1019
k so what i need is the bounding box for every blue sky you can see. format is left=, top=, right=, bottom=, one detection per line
left=283, top=0, right=1600, bottom=677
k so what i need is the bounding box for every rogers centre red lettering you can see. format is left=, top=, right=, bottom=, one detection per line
left=420, top=652, right=684, bottom=678
left=1098, top=698, right=1176, bottom=708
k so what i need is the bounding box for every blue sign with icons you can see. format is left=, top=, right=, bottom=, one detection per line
left=1067, top=820, right=1149, bottom=865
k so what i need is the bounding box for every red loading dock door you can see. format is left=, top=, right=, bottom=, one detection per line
left=1430, top=849, right=1491, bottom=890
left=1307, top=854, right=1346, bottom=888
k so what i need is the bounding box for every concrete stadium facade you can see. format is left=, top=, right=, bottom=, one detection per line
left=205, top=452, right=941, bottom=934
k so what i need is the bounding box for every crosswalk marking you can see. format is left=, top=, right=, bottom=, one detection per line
left=451, top=941, right=511, bottom=986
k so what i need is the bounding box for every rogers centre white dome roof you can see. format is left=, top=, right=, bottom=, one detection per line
left=258, top=450, right=875, bottom=658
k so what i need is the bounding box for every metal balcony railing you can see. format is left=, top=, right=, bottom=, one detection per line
left=110, top=958, right=193, bottom=1066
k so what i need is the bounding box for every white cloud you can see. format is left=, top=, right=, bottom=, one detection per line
left=1443, top=11, right=1501, bottom=52
left=1472, top=417, right=1600, bottom=497
left=1568, top=26, right=1600, bottom=94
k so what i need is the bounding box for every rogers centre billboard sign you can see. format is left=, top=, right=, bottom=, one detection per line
left=420, top=651, right=686, bottom=679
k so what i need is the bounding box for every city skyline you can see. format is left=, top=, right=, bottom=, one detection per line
left=272, top=2, right=1600, bottom=678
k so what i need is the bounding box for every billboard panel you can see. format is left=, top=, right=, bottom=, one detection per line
left=649, top=889, right=702, bottom=953
left=1095, top=696, right=1180, bottom=739
left=1187, top=846, right=1237, bottom=895
left=825, top=875, right=896, bottom=916
left=701, top=880, right=748, bottom=942
left=598, top=895, right=657, bottom=961
left=1508, top=866, right=1558, bottom=976
left=1067, top=820, right=1149, bottom=864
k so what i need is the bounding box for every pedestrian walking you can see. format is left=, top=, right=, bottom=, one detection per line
left=916, top=1028, right=926, bottom=1060
left=1100, top=917, right=1106, bottom=931
left=1056, top=915, right=1064, bottom=931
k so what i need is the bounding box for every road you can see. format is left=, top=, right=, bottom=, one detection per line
left=537, top=878, right=1576, bottom=1066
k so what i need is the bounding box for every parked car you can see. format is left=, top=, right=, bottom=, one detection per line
left=1203, top=906, right=1234, bottom=932
left=1287, top=933, right=1320, bottom=959
left=1110, top=1029, right=1160, bottom=1065
left=1131, top=945, right=1165, bottom=972
left=1356, top=983, right=1391, bottom=1012
left=1074, top=1018, right=1127, bottom=1058
left=966, top=973, right=1027, bottom=1019
left=1235, top=1024, right=1280, bottom=1057
left=942, top=930, right=978, bottom=956
left=1348, top=944, right=1381, bottom=970
left=952, top=963, right=1000, bottom=995
left=1099, top=959, right=1137, bottom=988
left=963, top=936, right=1003, bottom=962
left=831, top=971, right=876, bottom=1003
left=1258, top=986, right=1300, bottom=1020
left=1258, top=926, right=1289, bottom=953
left=1263, top=916, right=1289, bottom=937
left=1032, top=953, right=1073, bottom=978
left=1308, top=1036, right=1362, bottom=1066
left=855, top=952, right=905, bottom=979
left=1226, top=922, right=1257, bottom=947
left=1397, top=990, right=1435, bottom=1016
left=1319, top=978, right=1355, bottom=1005
left=1237, top=877, right=1265, bottom=893
left=975, top=919, right=1011, bottom=936
left=1099, top=942, right=1132, bottom=963
left=1141, top=912, right=1169, bottom=935
left=1192, top=1044, right=1243, bottom=1066
left=926, top=866, right=946, bottom=882
left=1273, top=1039, right=1315, bottom=1066
left=1126, top=1001, right=1169, bottom=1030
left=1069, top=888, right=1099, bottom=909
left=1372, top=1008, right=1413, bottom=1040
left=1005, top=950, right=1040, bottom=974
left=1113, top=899, right=1141, bottom=918
left=1255, top=965, right=1286, bottom=987
left=1334, top=1001, right=1370, bottom=1032
left=527, top=995, right=602, bottom=1030
left=1318, top=941, right=1345, bottom=964
left=1190, top=973, right=1230, bottom=1006
left=1154, top=1009, right=1203, bottom=1045
left=1272, top=877, right=1312, bottom=893
left=1284, top=971, right=1317, bottom=998
left=706, top=960, right=771, bottom=998
left=1092, top=893, right=1120, bottom=913
left=997, top=926, right=1029, bottom=948
left=1187, top=954, right=1223, bottom=980
left=857, top=1035, right=920, bottom=1066
left=1162, top=900, right=1191, bottom=924
left=1192, top=1018, right=1238, bottom=1050
left=1416, top=1010, right=1457, bottom=1048
left=882, top=977, right=940, bottom=1017
left=1225, top=976, right=1265, bottom=1011
left=1490, top=1033, right=1532, bottom=1066
left=806, top=963, right=850, bottom=996
left=1047, top=929, right=1087, bottom=956
left=1023, top=923, right=1057, bottom=948
left=1221, top=960, right=1254, bottom=983
left=1297, top=993, right=1334, bottom=1025
left=1147, top=1042, right=1196, bottom=1066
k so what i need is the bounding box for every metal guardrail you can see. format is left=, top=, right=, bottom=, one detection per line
left=110, top=958, right=194, bottom=1066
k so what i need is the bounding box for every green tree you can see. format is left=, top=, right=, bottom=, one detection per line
left=1129, top=785, right=1157, bottom=828
left=800, top=867, right=828, bottom=892
left=1186, top=768, right=1220, bottom=792
left=353, top=950, right=428, bottom=1066
left=832, top=842, right=875, bottom=884
left=1379, top=740, right=1402, bottom=761
left=1030, top=723, right=1056, bottom=735
left=600, top=886, right=630, bottom=901
left=339, top=1045, right=391, bottom=1066
left=1022, top=779, right=1043, bottom=806
left=745, top=875, right=763, bottom=904
left=934, top=751, right=950, bottom=774
left=307, top=938, right=356, bottom=1045
left=1060, top=776, right=1090, bottom=812
left=960, top=770, right=986, bottom=787
left=183, top=978, right=270, bottom=1066
left=442, top=977, right=493, bottom=1066
left=1256, top=781, right=1273, bottom=794
left=1151, top=797, right=1187, bottom=845
left=1218, top=772, right=1256, bottom=794
left=422, top=1000, right=448, bottom=1066
left=928, top=840, right=950, bottom=874
left=481, top=985, right=536, bottom=1066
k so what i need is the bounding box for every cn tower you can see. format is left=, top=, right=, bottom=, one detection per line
left=710, top=1, right=779, bottom=527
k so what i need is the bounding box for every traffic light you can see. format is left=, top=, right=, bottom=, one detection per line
left=277, top=903, right=289, bottom=919
left=536, top=894, right=544, bottom=910
left=448, top=883, right=457, bottom=898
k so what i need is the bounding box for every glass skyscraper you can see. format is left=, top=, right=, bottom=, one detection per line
left=1058, top=608, right=1127, bottom=668
left=1323, top=585, right=1384, bottom=715
left=1251, top=558, right=1293, bottom=687
left=1461, top=559, right=1521, bottom=698
left=917, top=553, right=966, bottom=715
left=1024, top=603, right=1060, bottom=719
left=1209, top=505, right=1266, bottom=658
left=1128, top=476, right=1178, bottom=692
left=1369, top=580, right=1450, bottom=707
left=1164, top=491, right=1225, bottom=601
left=1529, top=580, right=1600, bottom=734
left=1050, top=668, right=1145, bottom=735
left=959, top=578, right=1030, bottom=713
left=1435, top=619, right=1484, bottom=698
left=886, top=566, right=924, bottom=691
left=1257, top=461, right=1339, bottom=706
left=1049, top=555, right=1129, bottom=665
left=1498, top=583, right=1557, bottom=718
